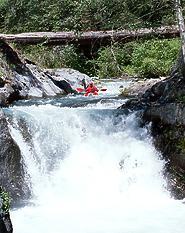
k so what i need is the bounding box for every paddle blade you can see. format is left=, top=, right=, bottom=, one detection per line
left=76, top=87, right=84, bottom=92
left=100, top=88, right=107, bottom=91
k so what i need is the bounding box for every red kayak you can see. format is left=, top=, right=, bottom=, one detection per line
left=76, top=87, right=107, bottom=95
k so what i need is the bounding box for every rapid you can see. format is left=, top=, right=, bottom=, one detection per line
left=3, top=80, right=185, bottom=233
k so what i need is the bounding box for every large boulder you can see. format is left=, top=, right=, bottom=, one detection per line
left=12, top=63, right=66, bottom=98
left=45, top=68, right=92, bottom=90
left=0, top=109, right=30, bottom=204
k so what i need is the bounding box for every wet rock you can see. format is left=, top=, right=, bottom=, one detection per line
left=45, top=68, right=92, bottom=90
left=144, top=103, right=185, bottom=125
left=147, top=117, right=185, bottom=199
left=120, top=77, right=165, bottom=98
left=0, top=109, right=31, bottom=204
left=0, top=84, right=20, bottom=107
left=118, top=98, right=148, bottom=113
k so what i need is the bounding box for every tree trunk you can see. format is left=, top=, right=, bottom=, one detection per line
left=175, top=0, right=185, bottom=63
left=0, top=25, right=180, bottom=46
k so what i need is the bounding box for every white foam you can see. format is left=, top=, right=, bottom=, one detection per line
left=5, top=104, right=185, bottom=233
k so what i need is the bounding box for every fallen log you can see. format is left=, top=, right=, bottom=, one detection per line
left=0, top=25, right=180, bottom=46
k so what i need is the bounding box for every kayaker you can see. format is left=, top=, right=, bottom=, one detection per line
left=85, top=82, right=99, bottom=96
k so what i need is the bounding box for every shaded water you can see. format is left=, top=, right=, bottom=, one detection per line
left=3, top=80, right=185, bottom=233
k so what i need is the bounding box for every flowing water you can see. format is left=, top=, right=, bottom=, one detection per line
left=3, top=80, right=185, bottom=233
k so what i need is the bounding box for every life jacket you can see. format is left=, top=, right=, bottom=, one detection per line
left=85, top=85, right=99, bottom=96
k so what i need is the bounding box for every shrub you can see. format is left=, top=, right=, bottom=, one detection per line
left=91, top=39, right=180, bottom=78
left=14, top=44, right=92, bottom=74
left=130, top=39, right=180, bottom=77
left=90, top=43, right=133, bottom=78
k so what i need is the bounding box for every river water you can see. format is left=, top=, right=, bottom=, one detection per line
left=3, top=80, right=185, bottom=233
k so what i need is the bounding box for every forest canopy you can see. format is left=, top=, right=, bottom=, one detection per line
left=0, top=0, right=182, bottom=33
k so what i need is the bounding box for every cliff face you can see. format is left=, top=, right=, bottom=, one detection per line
left=144, top=104, right=185, bottom=199
left=0, top=110, right=31, bottom=204
left=143, top=52, right=185, bottom=199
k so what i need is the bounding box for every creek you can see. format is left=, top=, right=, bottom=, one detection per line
left=3, top=80, right=185, bottom=233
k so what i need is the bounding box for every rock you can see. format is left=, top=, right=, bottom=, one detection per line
left=13, top=64, right=66, bottom=98
left=145, top=113, right=185, bottom=199
left=0, top=109, right=31, bottom=204
left=44, top=71, right=77, bottom=94
left=120, top=77, right=165, bottom=98
left=0, top=213, right=13, bottom=233
left=0, top=64, right=93, bottom=106
left=45, top=68, right=92, bottom=90
left=144, top=103, right=185, bottom=125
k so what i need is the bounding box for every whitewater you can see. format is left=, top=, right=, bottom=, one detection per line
left=3, top=80, right=185, bottom=233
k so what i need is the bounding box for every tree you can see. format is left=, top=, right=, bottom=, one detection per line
left=175, top=0, right=185, bottom=63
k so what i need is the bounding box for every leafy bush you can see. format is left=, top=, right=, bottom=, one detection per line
left=16, top=44, right=76, bottom=68
left=15, top=44, right=92, bottom=74
left=130, top=39, right=180, bottom=77
left=90, top=43, right=132, bottom=78
left=90, top=39, right=180, bottom=78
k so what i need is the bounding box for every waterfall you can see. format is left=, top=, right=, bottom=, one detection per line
left=4, top=97, right=185, bottom=233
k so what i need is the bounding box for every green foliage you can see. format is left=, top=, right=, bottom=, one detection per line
left=15, top=39, right=180, bottom=79
left=0, top=0, right=180, bottom=33
left=176, top=138, right=185, bottom=154
left=125, top=0, right=175, bottom=28
left=130, top=39, right=180, bottom=77
left=0, top=187, right=10, bottom=213
left=15, top=44, right=91, bottom=74
left=176, top=94, right=185, bottom=103
left=90, top=39, right=180, bottom=78
left=90, top=43, right=132, bottom=78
